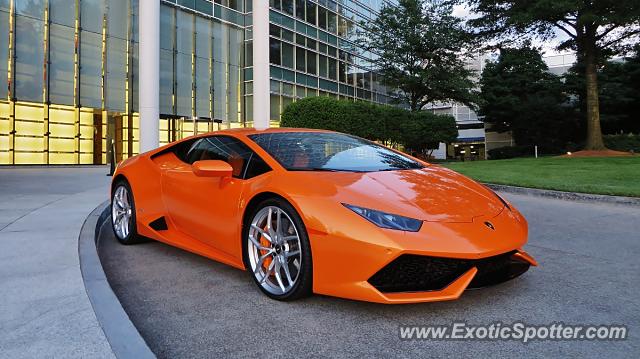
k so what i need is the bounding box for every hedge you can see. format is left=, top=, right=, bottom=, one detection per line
left=280, top=96, right=457, bottom=152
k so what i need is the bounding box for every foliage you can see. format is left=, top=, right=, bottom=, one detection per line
left=564, top=47, right=640, bottom=135
left=280, top=97, right=458, bottom=152
left=604, top=134, right=640, bottom=153
left=466, top=0, right=640, bottom=150
left=479, top=46, right=579, bottom=151
left=359, top=0, right=478, bottom=111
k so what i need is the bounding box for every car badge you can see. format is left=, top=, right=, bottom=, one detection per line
left=484, top=221, right=495, bottom=230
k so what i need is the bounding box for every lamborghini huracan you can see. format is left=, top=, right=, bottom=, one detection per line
left=110, top=128, right=537, bottom=304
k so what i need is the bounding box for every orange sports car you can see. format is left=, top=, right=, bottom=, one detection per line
left=111, top=128, right=536, bottom=304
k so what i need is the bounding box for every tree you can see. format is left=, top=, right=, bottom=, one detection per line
left=564, top=45, right=640, bottom=134
left=359, top=0, right=478, bottom=111
left=401, top=112, right=459, bottom=156
left=479, top=46, right=578, bottom=152
left=466, top=0, right=640, bottom=150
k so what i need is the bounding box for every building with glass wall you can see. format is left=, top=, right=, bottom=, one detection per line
left=0, top=0, right=395, bottom=165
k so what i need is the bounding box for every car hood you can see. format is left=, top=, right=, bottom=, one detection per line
left=290, top=165, right=504, bottom=223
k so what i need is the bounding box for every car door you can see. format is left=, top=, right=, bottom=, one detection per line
left=161, top=135, right=264, bottom=257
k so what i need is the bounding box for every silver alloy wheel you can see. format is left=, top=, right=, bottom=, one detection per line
left=247, top=206, right=303, bottom=295
left=112, top=185, right=132, bottom=240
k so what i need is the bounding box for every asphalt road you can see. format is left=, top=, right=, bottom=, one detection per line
left=98, top=193, right=640, bottom=358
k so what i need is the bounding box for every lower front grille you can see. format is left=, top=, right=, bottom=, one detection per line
left=368, top=250, right=526, bottom=293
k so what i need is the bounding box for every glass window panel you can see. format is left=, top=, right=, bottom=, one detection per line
left=327, top=11, right=337, bottom=34
left=269, top=38, right=281, bottom=65
left=176, top=53, right=193, bottom=116
left=270, top=94, right=280, bottom=120
left=213, top=61, right=227, bottom=120
left=228, top=27, right=242, bottom=67
left=306, top=50, right=316, bottom=75
left=81, top=0, right=105, bottom=34
left=176, top=11, right=193, bottom=54
left=160, top=5, right=175, bottom=50
left=132, top=42, right=139, bottom=112
left=281, top=42, right=294, bottom=69
left=16, top=0, right=45, bottom=18
left=106, top=37, right=127, bottom=111
left=228, top=65, right=239, bottom=122
left=295, top=0, right=305, bottom=20
left=196, top=17, right=211, bottom=58
left=296, top=47, right=305, bottom=72
left=80, top=31, right=103, bottom=108
left=195, top=57, right=210, bottom=117
left=244, top=41, right=253, bottom=66
left=0, top=0, right=9, bottom=11
left=108, top=0, right=128, bottom=39
left=50, top=0, right=76, bottom=26
left=328, top=57, right=337, bottom=80
left=282, top=83, right=294, bottom=96
left=49, top=24, right=75, bottom=106
left=15, top=16, right=44, bottom=102
left=282, top=0, right=294, bottom=16
left=0, top=10, right=9, bottom=99
left=213, top=22, right=229, bottom=65
left=160, top=49, right=174, bottom=114
left=305, top=1, right=316, bottom=25
left=318, top=54, right=328, bottom=78
left=318, top=6, right=327, bottom=30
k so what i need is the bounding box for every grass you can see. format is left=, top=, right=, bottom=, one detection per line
left=441, top=156, right=640, bottom=197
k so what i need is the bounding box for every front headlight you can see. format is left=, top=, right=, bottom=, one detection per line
left=343, top=204, right=423, bottom=232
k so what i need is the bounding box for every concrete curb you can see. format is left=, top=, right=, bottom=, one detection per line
left=485, top=183, right=640, bottom=207
left=78, top=201, right=156, bottom=359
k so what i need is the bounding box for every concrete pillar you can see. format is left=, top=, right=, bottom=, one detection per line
left=139, top=0, right=160, bottom=152
left=252, top=0, right=270, bottom=130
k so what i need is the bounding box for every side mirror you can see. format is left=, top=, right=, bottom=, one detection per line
left=192, top=160, right=233, bottom=178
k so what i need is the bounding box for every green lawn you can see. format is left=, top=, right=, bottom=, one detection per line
left=442, top=156, right=640, bottom=197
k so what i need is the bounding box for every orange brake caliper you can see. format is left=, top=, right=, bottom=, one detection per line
left=260, top=226, right=272, bottom=270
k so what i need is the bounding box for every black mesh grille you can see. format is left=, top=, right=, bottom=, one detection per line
left=368, top=251, right=520, bottom=293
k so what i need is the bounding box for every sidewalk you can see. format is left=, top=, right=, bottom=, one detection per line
left=0, top=167, right=113, bottom=358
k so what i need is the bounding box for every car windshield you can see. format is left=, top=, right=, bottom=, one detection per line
left=248, top=132, right=424, bottom=172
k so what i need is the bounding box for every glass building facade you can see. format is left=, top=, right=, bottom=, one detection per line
left=0, top=0, right=395, bottom=165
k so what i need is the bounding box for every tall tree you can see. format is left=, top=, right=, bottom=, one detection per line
left=466, top=0, right=640, bottom=150
left=565, top=45, right=640, bottom=134
left=360, top=0, right=477, bottom=111
left=480, top=46, right=577, bottom=151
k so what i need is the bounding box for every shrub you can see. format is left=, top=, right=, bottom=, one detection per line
left=604, top=134, right=640, bottom=152
left=280, top=96, right=458, bottom=152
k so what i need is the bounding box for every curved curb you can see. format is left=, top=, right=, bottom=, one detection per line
left=78, top=201, right=156, bottom=359
left=485, top=183, right=640, bottom=207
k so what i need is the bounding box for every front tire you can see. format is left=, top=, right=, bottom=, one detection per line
left=111, top=180, right=143, bottom=245
left=244, top=198, right=312, bottom=301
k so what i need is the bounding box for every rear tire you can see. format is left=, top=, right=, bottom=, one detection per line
left=243, top=198, right=312, bottom=301
left=111, top=180, right=144, bottom=245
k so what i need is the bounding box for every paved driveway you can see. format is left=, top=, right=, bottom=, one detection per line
left=99, top=193, right=640, bottom=358
left=0, top=167, right=113, bottom=358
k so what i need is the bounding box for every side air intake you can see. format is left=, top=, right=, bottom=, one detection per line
left=149, top=216, right=168, bottom=231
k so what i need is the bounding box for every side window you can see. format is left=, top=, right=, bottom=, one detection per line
left=185, top=136, right=271, bottom=179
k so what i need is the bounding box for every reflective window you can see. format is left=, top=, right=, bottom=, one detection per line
left=106, top=38, right=127, bottom=111
left=81, top=0, right=105, bottom=34
left=80, top=31, right=103, bottom=108
left=0, top=9, right=9, bottom=99
left=185, top=135, right=271, bottom=179
left=250, top=132, right=424, bottom=172
left=49, top=24, right=75, bottom=106
left=15, top=16, right=44, bottom=102
left=50, top=0, right=76, bottom=27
